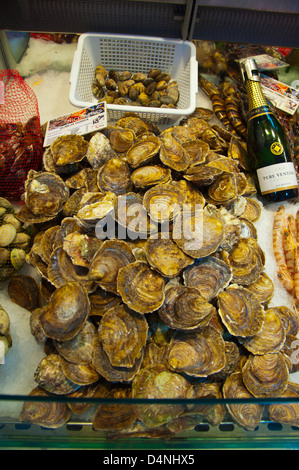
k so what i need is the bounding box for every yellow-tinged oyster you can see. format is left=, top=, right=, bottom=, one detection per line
left=97, top=158, right=133, bottom=195
left=173, top=208, right=224, bottom=259
left=223, top=371, right=264, bottom=431
left=228, top=237, right=264, bottom=286
left=132, top=365, right=190, bottom=428
left=92, top=333, right=144, bottom=382
left=50, top=134, right=88, bottom=167
left=273, top=306, right=299, bottom=337
left=158, top=283, right=215, bottom=330
left=75, top=191, right=117, bottom=230
left=159, top=130, right=190, bottom=172
left=98, top=303, right=148, bottom=368
left=34, top=353, right=80, bottom=395
left=167, top=325, right=226, bottom=377
left=239, top=307, right=286, bottom=355
left=228, top=136, right=250, bottom=171
left=268, top=384, right=299, bottom=427
left=131, top=165, right=172, bottom=189
left=22, top=170, right=70, bottom=220
left=240, top=197, right=262, bottom=222
left=126, top=134, right=161, bottom=168
left=145, top=234, right=194, bottom=278
left=206, top=173, right=241, bottom=205
left=117, top=261, right=165, bottom=314
left=245, top=272, right=274, bottom=306
left=183, top=139, right=210, bottom=166
left=115, top=115, right=149, bottom=136
left=88, top=239, right=134, bottom=294
left=19, top=386, right=72, bottom=429
left=184, top=163, right=223, bottom=187
left=183, top=256, right=232, bottom=302
left=217, top=285, right=265, bottom=337
left=143, top=182, right=186, bottom=224
left=210, top=340, right=241, bottom=382
left=54, top=320, right=97, bottom=365
left=185, top=381, right=225, bottom=425
left=242, top=352, right=289, bottom=398
left=39, top=281, right=90, bottom=341
left=109, top=127, right=135, bottom=153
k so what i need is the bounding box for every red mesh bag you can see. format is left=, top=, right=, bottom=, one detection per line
left=0, top=69, right=43, bottom=201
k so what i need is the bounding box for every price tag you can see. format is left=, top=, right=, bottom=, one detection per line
left=43, top=101, right=107, bottom=147
left=0, top=81, right=4, bottom=104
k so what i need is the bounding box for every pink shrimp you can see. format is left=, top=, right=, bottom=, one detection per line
left=282, top=226, right=297, bottom=279
left=273, top=206, right=288, bottom=272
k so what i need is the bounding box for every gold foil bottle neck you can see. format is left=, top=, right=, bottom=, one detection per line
left=246, top=80, right=268, bottom=111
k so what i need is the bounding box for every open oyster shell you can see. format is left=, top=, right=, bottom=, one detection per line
left=98, top=303, right=148, bottom=368
left=167, top=325, right=226, bottom=377
left=223, top=371, right=264, bottom=431
left=217, top=285, right=265, bottom=338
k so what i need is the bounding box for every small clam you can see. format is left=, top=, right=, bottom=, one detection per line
left=0, top=223, right=17, bottom=247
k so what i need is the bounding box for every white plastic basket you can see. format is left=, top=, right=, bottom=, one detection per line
left=69, top=33, right=198, bottom=126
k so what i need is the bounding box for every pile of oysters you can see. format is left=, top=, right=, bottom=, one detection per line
left=17, top=111, right=299, bottom=435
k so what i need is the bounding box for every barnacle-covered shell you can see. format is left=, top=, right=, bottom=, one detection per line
left=145, top=234, right=193, bottom=278
left=50, top=134, right=88, bottom=167
left=86, top=132, right=115, bottom=168
left=39, top=281, right=90, bottom=341
left=7, top=274, right=41, bottom=311
left=183, top=256, right=232, bottom=302
left=228, top=237, right=264, bottom=286
left=62, top=231, right=102, bottom=268
left=223, top=371, right=264, bottom=431
left=173, top=208, right=224, bottom=259
left=126, top=134, right=160, bottom=168
left=22, top=170, right=70, bottom=220
left=158, top=284, right=216, bottom=330
left=97, top=158, right=133, bottom=195
left=242, top=352, right=289, bottom=398
left=117, top=261, right=165, bottom=314
left=98, top=304, right=148, bottom=368
left=131, top=165, right=172, bottom=189
left=34, top=353, right=80, bottom=395
left=143, top=182, right=186, bottom=224
left=217, top=285, right=265, bottom=338
left=167, top=325, right=226, bottom=377
left=54, top=320, right=97, bottom=365
left=88, top=239, right=134, bottom=294
left=19, top=386, right=72, bottom=428
left=132, top=365, right=190, bottom=427
left=239, top=307, right=286, bottom=355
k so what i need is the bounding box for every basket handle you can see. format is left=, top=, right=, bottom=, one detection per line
left=190, top=55, right=199, bottom=95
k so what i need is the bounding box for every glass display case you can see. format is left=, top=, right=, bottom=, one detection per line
left=0, top=0, right=299, bottom=450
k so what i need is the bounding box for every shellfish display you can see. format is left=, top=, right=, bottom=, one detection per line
left=0, top=59, right=296, bottom=435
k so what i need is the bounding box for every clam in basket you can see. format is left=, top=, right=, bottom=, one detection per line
left=69, top=33, right=198, bottom=126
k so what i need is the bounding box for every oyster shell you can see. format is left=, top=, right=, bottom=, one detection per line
left=59, top=355, right=100, bottom=386
left=75, top=191, right=117, bottom=230
left=115, top=192, right=157, bottom=239
left=228, top=237, right=264, bottom=286
left=183, top=256, right=232, bottom=302
left=62, top=231, right=102, bottom=268
left=50, top=134, right=88, bottom=167
left=167, top=325, right=226, bottom=377
left=145, top=234, right=194, bottom=278
left=88, top=286, right=122, bottom=317
left=54, top=320, right=97, bottom=365
left=39, top=281, right=90, bottom=341
left=132, top=365, right=190, bottom=428
left=109, top=127, right=135, bottom=153
left=131, top=165, right=172, bottom=189
left=34, top=353, right=80, bottom=395
left=240, top=307, right=286, bottom=355
left=217, top=285, right=265, bottom=337
left=268, top=384, right=299, bottom=427
left=93, top=386, right=136, bottom=431
left=245, top=272, right=274, bottom=306
left=183, top=139, right=210, bottom=166
left=126, top=134, right=161, bottom=168
left=97, top=158, right=133, bottom=195
left=143, top=182, right=186, bottom=224
left=159, top=130, right=190, bottom=172
left=242, top=352, right=289, bottom=398
left=117, top=261, right=165, bottom=314
left=98, top=303, right=148, bottom=368
left=86, top=132, right=115, bottom=168
left=183, top=163, right=223, bottom=187
left=88, top=239, right=134, bottom=294
left=19, top=386, right=72, bottom=428
left=7, top=274, right=41, bottom=311
left=223, top=371, right=264, bottom=431
left=158, top=283, right=216, bottom=330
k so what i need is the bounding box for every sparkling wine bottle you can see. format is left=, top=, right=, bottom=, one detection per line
left=241, top=58, right=298, bottom=203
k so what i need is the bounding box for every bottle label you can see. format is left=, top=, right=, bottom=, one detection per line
left=257, top=162, right=298, bottom=195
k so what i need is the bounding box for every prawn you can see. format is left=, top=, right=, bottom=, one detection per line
left=273, top=205, right=288, bottom=272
